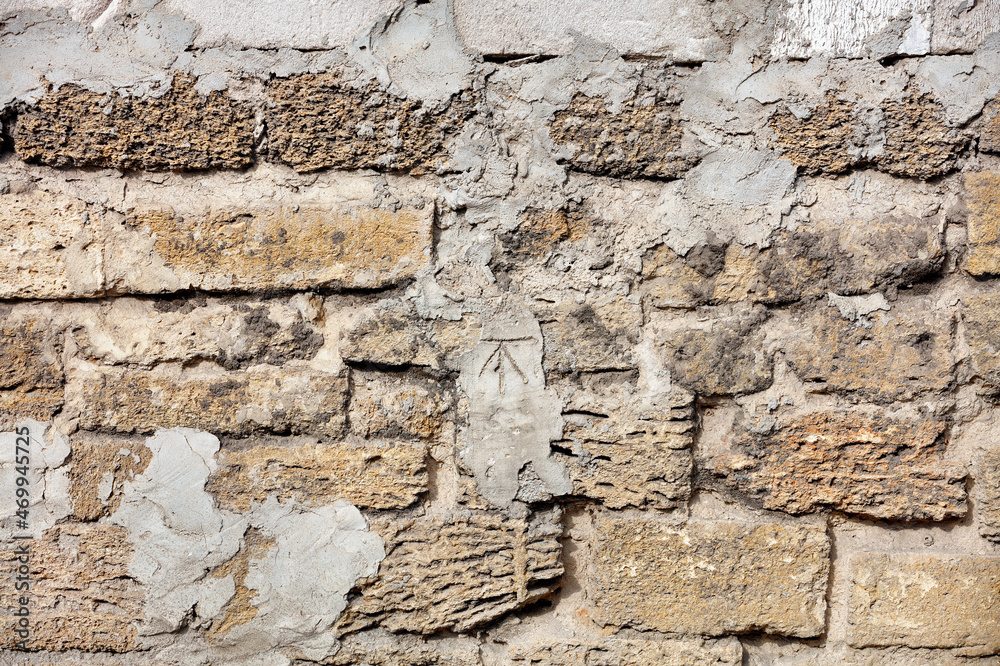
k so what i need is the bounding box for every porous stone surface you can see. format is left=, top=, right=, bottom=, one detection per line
left=14, top=76, right=254, bottom=171
left=589, top=517, right=830, bottom=637
left=267, top=72, right=476, bottom=174
left=336, top=511, right=563, bottom=634
left=848, top=553, right=1000, bottom=655
left=69, top=363, right=348, bottom=438
left=706, top=412, right=968, bottom=520
left=2, top=0, right=1000, bottom=662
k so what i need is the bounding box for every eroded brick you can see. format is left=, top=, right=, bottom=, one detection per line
left=14, top=76, right=253, bottom=171
left=656, top=309, right=773, bottom=396
left=70, top=363, right=348, bottom=438
left=539, top=298, right=641, bottom=374
left=0, top=317, right=64, bottom=421
left=331, top=632, right=482, bottom=666
left=965, top=172, right=1000, bottom=276
left=555, top=384, right=693, bottom=509
left=548, top=92, right=695, bottom=179
left=0, top=524, right=140, bottom=651
left=67, top=433, right=152, bottom=521
left=267, top=72, right=475, bottom=173
left=706, top=413, right=967, bottom=520
left=784, top=303, right=954, bottom=402
left=979, top=449, right=1000, bottom=543
left=848, top=553, right=1000, bottom=655
left=340, top=301, right=481, bottom=370
left=509, top=636, right=742, bottom=665
left=350, top=373, right=451, bottom=441
left=206, top=439, right=427, bottom=512
left=336, top=511, right=562, bottom=634
left=0, top=190, right=105, bottom=299
left=125, top=204, right=432, bottom=292
left=590, top=517, right=830, bottom=637
left=770, top=95, right=861, bottom=176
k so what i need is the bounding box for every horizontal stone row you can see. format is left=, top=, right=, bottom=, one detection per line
left=5, top=71, right=998, bottom=182
left=4, top=507, right=996, bottom=653
left=18, top=0, right=1000, bottom=58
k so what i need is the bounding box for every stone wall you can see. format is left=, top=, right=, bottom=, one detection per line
left=0, top=0, right=999, bottom=664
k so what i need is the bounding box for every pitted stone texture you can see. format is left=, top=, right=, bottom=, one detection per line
left=548, top=92, right=695, bottom=180
left=706, top=413, right=967, bottom=520
left=643, top=215, right=943, bottom=308
left=965, top=172, right=1000, bottom=276
left=454, top=0, right=725, bottom=61
left=14, top=76, right=253, bottom=171
left=0, top=523, right=140, bottom=651
left=770, top=94, right=964, bottom=178
left=590, top=517, right=830, bottom=637
left=979, top=449, right=1000, bottom=543
left=337, top=511, right=562, bottom=634
left=206, top=439, right=427, bottom=512
left=538, top=298, right=641, bottom=373
left=75, top=296, right=324, bottom=369
left=555, top=383, right=693, bottom=509
left=267, top=73, right=476, bottom=174
left=0, top=190, right=105, bottom=299
left=784, top=302, right=954, bottom=402
left=848, top=553, right=1000, bottom=655
left=66, top=433, right=151, bottom=521
left=963, top=293, right=1000, bottom=393
left=509, top=636, right=743, bottom=665
left=70, top=363, right=348, bottom=438
left=331, top=632, right=482, bottom=666
left=770, top=95, right=862, bottom=176
left=0, top=317, right=64, bottom=421
left=341, top=301, right=481, bottom=370
left=124, top=204, right=432, bottom=292
left=349, top=373, right=452, bottom=441
left=980, top=97, right=1000, bottom=154
left=656, top=309, right=772, bottom=396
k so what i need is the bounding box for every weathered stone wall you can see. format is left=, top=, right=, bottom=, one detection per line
left=0, top=0, right=999, bottom=664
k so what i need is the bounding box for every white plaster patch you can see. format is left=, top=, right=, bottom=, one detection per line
left=773, top=0, right=933, bottom=59
left=458, top=302, right=571, bottom=507
left=827, top=292, right=891, bottom=322
left=0, top=420, right=72, bottom=538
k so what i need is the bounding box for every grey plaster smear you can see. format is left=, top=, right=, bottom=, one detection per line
left=112, top=428, right=384, bottom=664
left=0, top=419, right=71, bottom=538
left=459, top=303, right=571, bottom=508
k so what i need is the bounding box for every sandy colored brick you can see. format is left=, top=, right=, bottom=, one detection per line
left=548, top=92, right=695, bottom=179
left=0, top=523, right=140, bottom=651
left=589, top=517, right=830, bottom=637
left=510, top=636, right=742, bottom=665
left=336, top=511, right=562, bottom=634
left=981, top=96, right=1000, bottom=154
left=14, top=75, right=253, bottom=171
left=125, top=204, right=432, bottom=292
left=848, top=553, right=1000, bottom=655
left=340, top=301, right=481, bottom=371
left=643, top=215, right=943, bottom=308
left=656, top=310, right=772, bottom=396
left=70, top=362, right=348, bottom=438
left=784, top=303, right=954, bottom=402
left=67, top=433, right=152, bottom=521
left=963, top=293, right=1000, bottom=393
left=349, top=373, right=451, bottom=441
left=979, top=449, right=1000, bottom=543
left=331, top=632, right=482, bottom=666
left=556, top=384, right=693, bottom=510
left=0, top=317, right=64, bottom=421
left=770, top=93, right=964, bottom=179
left=206, top=439, right=427, bottom=512
left=267, top=72, right=476, bottom=174
left=965, top=172, right=1000, bottom=276
left=707, top=413, right=967, bottom=520
left=0, top=190, right=105, bottom=299
left=539, top=298, right=641, bottom=373
left=74, top=296, right=324, bottom=369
